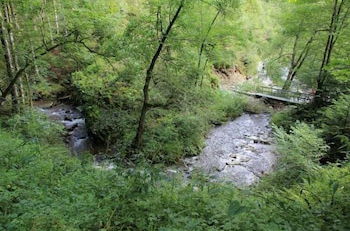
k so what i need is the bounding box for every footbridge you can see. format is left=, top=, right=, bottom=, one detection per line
left=233, top=86, right=314, bottom=104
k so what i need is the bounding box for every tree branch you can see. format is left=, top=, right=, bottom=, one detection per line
left=1, top=33, right=80, bottom=100
left=76, top=40, right=117, bottom=71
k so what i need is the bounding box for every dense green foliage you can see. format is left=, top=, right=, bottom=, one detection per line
left=1, top=111, right=350, bottom=230
left=265, top=0, right=350, bottom=93
left=73, top=58, right=247, bottom=162
left=319, top=94, right=350, bottom=161
left=268, top=123, right=328, bottom=187
left=0, top=0, right=275, bottom=160
left=0, top=0, right=349, bottom=230
left=272, top=93, right=350, bottom=162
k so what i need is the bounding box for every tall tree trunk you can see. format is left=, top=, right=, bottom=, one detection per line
left=24, top=72, right=33, bottom=108
left=0, top=3, right=19, bottom=111
left=6, top=3, right=25, bottom=104
left=40, top=0, right=54, bottom=44
left=283, top=70, right=296, bottom=90
left=200, top=58, right=209, bottom=87
left=282, top=34, right=299, bottom=90
left=53, top=0, right=60, bottom=34
left=31, top=45, right=41, bottom=78
left=31, top=24, right=42, bottom=79
left=132, top=1, right=184, bottom=150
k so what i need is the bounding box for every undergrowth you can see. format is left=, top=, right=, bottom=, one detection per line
left=1, top=108, right=350, bottom=230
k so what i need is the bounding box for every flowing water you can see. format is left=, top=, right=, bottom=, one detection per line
left=38, top=103, right=276, bottom=182
left=171, top=113, right=277, bottom=187
left=38, top=104, right=91, bottom=155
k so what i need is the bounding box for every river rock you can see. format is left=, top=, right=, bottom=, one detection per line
left=180, top=113, right=277, bottom=187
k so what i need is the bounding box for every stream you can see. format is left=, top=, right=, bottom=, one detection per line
left=38, top=104, right=91, bottom=155
left=38, top=103, right=277, bottom=185
left=171, top=113, right=277, bottom=187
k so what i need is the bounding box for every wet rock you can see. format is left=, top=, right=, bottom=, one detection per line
left=38, top=104, right=91, bottom=155
left=226, top=154, right=251, bottom=165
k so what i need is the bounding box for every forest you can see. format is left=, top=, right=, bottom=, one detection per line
left=0, top=0, right=349, bottom=230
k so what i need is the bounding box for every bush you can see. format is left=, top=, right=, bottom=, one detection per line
left=244, top=97, right=271, bottom=114
left=271, top=106, right=297, bottom=130
left=207, top=92, right=246, bottom=124
left=318, top=94, right=350, bottom=161
left=267, top=123, right=328, bottom=187
left=5, top=110, right=64, bottom=144
left=259, top=164, right=350, bottom=231
left=0, top=128, right=246, bottom=230
left=142, top=112, right=209, bottom=163
left=127, top=91, right=247, bottom=163
left=74, top=63, right=247, bottom=163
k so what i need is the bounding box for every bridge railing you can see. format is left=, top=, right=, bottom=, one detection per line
left=256, top=86, right=314, bottom=103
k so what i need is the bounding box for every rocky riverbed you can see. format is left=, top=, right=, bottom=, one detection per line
left=171, top=113, right=277, bottom=187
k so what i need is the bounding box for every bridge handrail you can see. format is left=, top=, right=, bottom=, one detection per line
left=256, top=86, right=314, bottom=102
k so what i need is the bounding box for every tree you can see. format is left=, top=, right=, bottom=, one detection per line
left=316, top=0, right=350, bottom=100
left=0, top=2, right=20, bottom=110
left=132, top=0, right=185, bottom=150
left=267, top=1, right=325, bottom=90
left=196, top=0, right=239, bottom=87
left=282, top=29, right=323, bottom=90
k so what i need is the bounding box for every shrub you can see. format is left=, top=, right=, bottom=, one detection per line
left=142, top=111, right=209, bottom=163
left=267, top=123, right=328, bottom=187
left=318, top=94, right=350, bottom=161
left=207, top=92, right=246, bottom=124
left=244, top=97, right=271, bottom=114
left=261, top=164, right=350, bottom=231
left=271, top=106, right=297, bottom=130
left=5, top=110, right=64, bottom=144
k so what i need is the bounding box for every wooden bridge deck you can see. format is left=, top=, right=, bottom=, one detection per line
left=233, top=87, right=313, bottom=104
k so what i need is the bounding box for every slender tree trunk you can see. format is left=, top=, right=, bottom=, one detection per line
left=317, top=1, right=338, bottom=92
left=200, top=58, right=209, bottom=87
left=44, top=0, right=54, bottom=42
left=6, top=3, right=25, bottom=104
left=41, top=0, right=54, bottom=43
left=316, top=0, right=349, bottom=97
left=198, top=10, right=220, bottom=69
left=24, top=72, right=33, bottom=108
left=132, top=1, right=184, bottom=150
left=59, top=1, right=68, bottom=36
left=1, top=30, right=79, bottom=103
left=282, top=29, right=319, bottom=90
left=31, top=45, right=41, bottom=78
left=282, top=34, right=298, bottom=90
left=31, top=24, right=42, bottom=79
left=53, top=0, right=60, bottom=34
left=283, top=70, right=296, bottom=90
left=196, top=10, right=220, bottom=86
left=0, top=4, right=19, bottom=111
